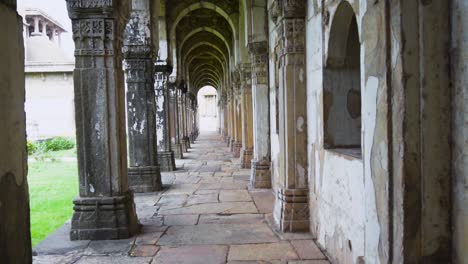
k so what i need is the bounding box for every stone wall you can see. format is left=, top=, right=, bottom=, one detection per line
left=452, top=0, right=468, bottom=262
left=306, top=0, right=385, bottom=263
left=305, top=0, right=453, bottom=263
left=0, top=0, right=32, bottom=262
left=25, top=72, right=75, bottom=139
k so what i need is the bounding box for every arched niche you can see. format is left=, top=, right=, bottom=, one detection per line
left=323, top=1, right=362, bottom=156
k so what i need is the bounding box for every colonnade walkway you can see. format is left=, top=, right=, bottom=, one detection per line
left=33, top=132, right=330, bottom=264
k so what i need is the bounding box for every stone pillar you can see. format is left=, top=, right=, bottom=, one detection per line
left=123, top=2, right=162, bottom=193
left=179, top=90, right=188, bottom=152
left=229, top=91, right=236, bottom=151
left=226, top=92, right=232, bottom=146
left=239, top=64, right=254, bottom=168
left=42, top=21, right=48, bottom=37
left=249, top=41, right=271, bottom=189
left=170, top=87, right=183, bottom=159
left=271, top=0, right=309, bottom=232
left=32, top=16, right=40, bottom=36
left=155, top=62, right=176, bottom=171
left=233, top=86, right=243, bottom=158
left=185, top=93, right=191, bottom=149
left=0, top=0, right=32, bottom=261
left=66, top=0, right=139, bottom=240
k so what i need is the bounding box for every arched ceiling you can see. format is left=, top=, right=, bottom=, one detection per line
left=165, top=0, right=239, bottom=94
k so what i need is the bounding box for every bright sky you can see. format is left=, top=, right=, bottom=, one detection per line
left=18, top=0, right=75, bottom=58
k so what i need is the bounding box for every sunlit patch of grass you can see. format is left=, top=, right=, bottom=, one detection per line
left=28, top=160, right=78, bottom=247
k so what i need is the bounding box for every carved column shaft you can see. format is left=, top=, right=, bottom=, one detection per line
left=240, top=64, right=254, bottom=168
left=272, top=0, right=309, bottom=232
left=170, top=87, right=183, bottom=159
left=155, top=63, right=175, bottom=171
left=124, top=5, right=162, bottom=193
left=182, top=93, right=191, bottom=150
left=249, top=41, right=271, bottom=188
left=66, top=0, right=139, bottom=240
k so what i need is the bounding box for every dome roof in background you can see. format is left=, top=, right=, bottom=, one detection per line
left=26, top=36, right=73, bottom=64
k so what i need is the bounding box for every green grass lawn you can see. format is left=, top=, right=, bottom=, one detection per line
left=28, top=154, right=78, bottom=247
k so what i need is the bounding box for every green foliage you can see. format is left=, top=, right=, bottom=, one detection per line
left=27, top=141, right=36, bottom=155
left=28, top=137, right=75, bottom=155
left=40, top=137, right=75, bottom=152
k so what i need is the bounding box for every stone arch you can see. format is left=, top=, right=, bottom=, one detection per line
left=326, top=1, right=359, bottom=67
left=169, top=1, right=239, bottom=69
left=179, top=27, right=233, bottom=62
left=323, top=1, right=361, bottom=151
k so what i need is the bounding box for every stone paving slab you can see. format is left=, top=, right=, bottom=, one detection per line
left=220, top=190, right=252, bottom=202
left=158, top=201, right=258, bottom=215
left=289, top=261, right=331, bottom=264
left=34, top=222, right=90, bottom=255
left=74, top=256, right=153, bottom=264
left=186, top=193, right=219, bottom=205
left=153, top=245, right=228, bottom=264
left=250, top=190, right=275, bottom=214
left=290, top=240, right=327, bottom=260
left=164, top=214, right=199, bottom=225
left=84, top=238, right=135, bottom=255
left=33, top=253, right=82, bottom=264
left=198, top=214, right=265, bottom=225
left=157, top=224, right=279, bottom=246
left=228, top=242, right=299, bottom=261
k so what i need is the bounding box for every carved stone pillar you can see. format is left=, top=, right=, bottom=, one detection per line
left=66, top=0, right=139, bottom=240
left=179, top=90, right=188, bottom=152
left=239, top=64, right=254, bottom=168
left=231, top=81, right=242, bottom=158
left=249, top=41, right=271, bottom=189
left=124, top=3, right=162, bottom=193
left=271, top=0, right=309, bottom=232
left=229, top=91, right=236, bottom=151
left=226, top=92, right=233, bottom=147
left=155, top=62, right=175, bottom=171
left=182, top=93, right=191, bottom=150
left=170, top=87, right=183, bottom=159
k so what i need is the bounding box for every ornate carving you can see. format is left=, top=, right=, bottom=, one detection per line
left=67, top=0, right=113, bottom=9
left=249, top=41, right=269, bottom=86
left=277, top=18, right=305, bottom=55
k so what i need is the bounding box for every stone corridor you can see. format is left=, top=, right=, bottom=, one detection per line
left=33, top=132, right=330, bottom=264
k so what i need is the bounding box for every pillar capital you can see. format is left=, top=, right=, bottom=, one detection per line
left=270, top=0, right=306, bottom=22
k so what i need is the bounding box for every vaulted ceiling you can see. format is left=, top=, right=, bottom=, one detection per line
left=165, top=0, right=240, bottom=93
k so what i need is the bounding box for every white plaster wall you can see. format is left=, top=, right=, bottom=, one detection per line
left=306, top=0, right=381, bottom=263
left=25, top=72, right=75, bottom=140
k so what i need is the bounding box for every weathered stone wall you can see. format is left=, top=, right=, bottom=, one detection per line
left=305, top=0, right=453, bottom=263
left=307, top=0, right=389, bottom=263
left=451, top=0, right=468, bottom=262
left=0, top=0, right=32, bottom=262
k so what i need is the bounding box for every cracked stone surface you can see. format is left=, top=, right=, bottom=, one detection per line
left=32, top=132, right=329, bottom=264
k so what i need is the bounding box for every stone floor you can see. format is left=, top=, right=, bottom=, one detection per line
left=33, top=132, right=330, bottom=264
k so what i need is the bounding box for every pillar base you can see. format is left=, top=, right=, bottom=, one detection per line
left=172, top=143, right=184, bottom=159
left=230, top=139, right=236, bottom=152
left=273, top=188, right=309, bottom=232
left=182, top=137, right=191, bottom=151
left=158, top=151, right=176, bottom=172
left=70, top=191, right=140, bottom=240
left=250, top=160, right=272, bottom=189
left=240, top=148, right=253, bottom=168
left=128, top=166, right=162, bottom=193
left=226, top=136, right=231, bottom=147
left=233, top=142, right=242, bottom=158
